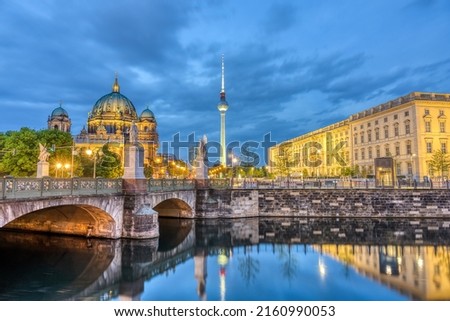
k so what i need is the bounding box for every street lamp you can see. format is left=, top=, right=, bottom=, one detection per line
left=410, top=153, right=416, bottom=183
left=86, top=148, right=98, bottom=178
left=56, top=162, right=62, bottom=178
left=64, top=163, right=70, bottom=178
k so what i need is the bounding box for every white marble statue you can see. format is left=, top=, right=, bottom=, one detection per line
left=38, top=143, right=50, bottom=162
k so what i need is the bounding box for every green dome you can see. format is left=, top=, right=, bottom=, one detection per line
left=89, top=76, right=138, bottom=121
left=51, top=106, right=69, bottom=117
left=140, top=108, right=155, bottom=119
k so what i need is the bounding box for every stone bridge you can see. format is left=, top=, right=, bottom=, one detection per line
left=0, top=177, right=196, bottom=238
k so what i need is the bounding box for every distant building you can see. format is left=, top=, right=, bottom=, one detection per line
left=269, top=92, right=450, bottom=180
left=47, top=104, right=71, bottom=133
left=48, top=75, right=159, bottom=166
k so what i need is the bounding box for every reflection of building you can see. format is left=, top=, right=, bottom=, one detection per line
left=318, top=244, right=450, bottom=300
left=48, top=75, right=159, bottom=166
left=270, top=92, right=450, bottom=179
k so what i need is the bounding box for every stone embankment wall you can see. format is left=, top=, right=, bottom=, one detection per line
left=196, top=188, right=450, bottom=218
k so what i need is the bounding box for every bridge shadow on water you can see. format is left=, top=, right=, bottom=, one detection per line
left=1, top=217, right=450, bottom=300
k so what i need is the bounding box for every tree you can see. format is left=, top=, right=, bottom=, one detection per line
left=429, top=150, right=450, bottom=179
left=0, top=128, right=77, bottom=177
left=95, top=145, right=123, bottom=178
left=0, top=128, right=39, bottom=176
left=38, top=129, right=78, bottom=177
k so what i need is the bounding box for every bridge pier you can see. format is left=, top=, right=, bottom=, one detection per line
left=122, top=179, right=159, bottom=239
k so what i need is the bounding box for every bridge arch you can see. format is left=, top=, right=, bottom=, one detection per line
left=3, top=205, right=116, bottom=238
left=0, top=195, right=124, bottom=238
left=153, top=198, right=193, bottom=218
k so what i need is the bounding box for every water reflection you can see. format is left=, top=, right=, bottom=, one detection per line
left=0, top=217, right=449, bottom=300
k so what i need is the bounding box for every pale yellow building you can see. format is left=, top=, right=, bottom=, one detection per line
left=270, top=92, right=450, bottom=180
left=269, top=120, right=349, bottom=178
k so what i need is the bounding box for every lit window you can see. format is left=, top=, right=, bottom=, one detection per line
left=442, top=142, right=447, bottom=153
left=426, top=142, right=432, bottom=153
left=440, top=122, right=446, bottom=133
left=425, top=121, right=431, bottom=132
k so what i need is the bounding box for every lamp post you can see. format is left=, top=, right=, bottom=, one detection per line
left=231, top=154, right=239, bottom=187
left=410, top=153, right=416, bottom=184
left=86, top=148, right=98, bottom=178
left=64, top=163, right=70, bottom=178
left=56, top=163, right=62, bottom=178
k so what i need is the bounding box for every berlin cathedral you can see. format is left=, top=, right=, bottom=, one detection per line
left=47, top=75, right=159, bottom=166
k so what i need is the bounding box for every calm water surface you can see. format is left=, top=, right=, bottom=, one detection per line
left=1, top=217, right=449, bottom=301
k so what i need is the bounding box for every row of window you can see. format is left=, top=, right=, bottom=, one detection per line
left=424, top=120, right=446, bottom=133
left=354, top=121, right=412, bottom=145
left=354, top=111, right=412, bottom=131
left=354, top=120, right=447, bottom=145
left=355, top=141, right=412, bottom=160
left=354, top=141, right=448, bottom=161
left=354, top=109, right=446, bottom=131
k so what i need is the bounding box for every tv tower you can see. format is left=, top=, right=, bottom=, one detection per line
left=217, top=55, right=229, bottom=166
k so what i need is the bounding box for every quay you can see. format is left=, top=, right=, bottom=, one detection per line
left=0, top=177, right=450, bottom=239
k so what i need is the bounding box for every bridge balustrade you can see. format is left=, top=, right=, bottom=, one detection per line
left=147, top=179, right=195, bottom=192
left=0, top=177, right=122, bottom=199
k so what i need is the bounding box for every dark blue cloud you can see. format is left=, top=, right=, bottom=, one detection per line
left=0, top=0, right=449, bottom=167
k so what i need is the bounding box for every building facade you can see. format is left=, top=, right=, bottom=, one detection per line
left=270, top=92, right=450, bottom=180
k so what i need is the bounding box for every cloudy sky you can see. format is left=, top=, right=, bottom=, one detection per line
left=1, top=0, right=450, bottom=164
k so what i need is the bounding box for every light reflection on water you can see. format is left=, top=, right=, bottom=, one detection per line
left=0, top=217, right=449, bottom=301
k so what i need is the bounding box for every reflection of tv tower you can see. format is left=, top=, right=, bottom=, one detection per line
left=194, top=250, right=207, bottom=300
left=217, top=248, right=231, bottom=301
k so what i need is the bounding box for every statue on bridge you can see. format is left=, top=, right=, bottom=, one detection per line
left=38, top=143, right=50, bottom=162
left=37, top=143, right=50, bottom=178
left=195, top=135, right=208, bottom=180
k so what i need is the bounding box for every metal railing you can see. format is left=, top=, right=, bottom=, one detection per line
left=0, top=177, right=123, bottom=199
